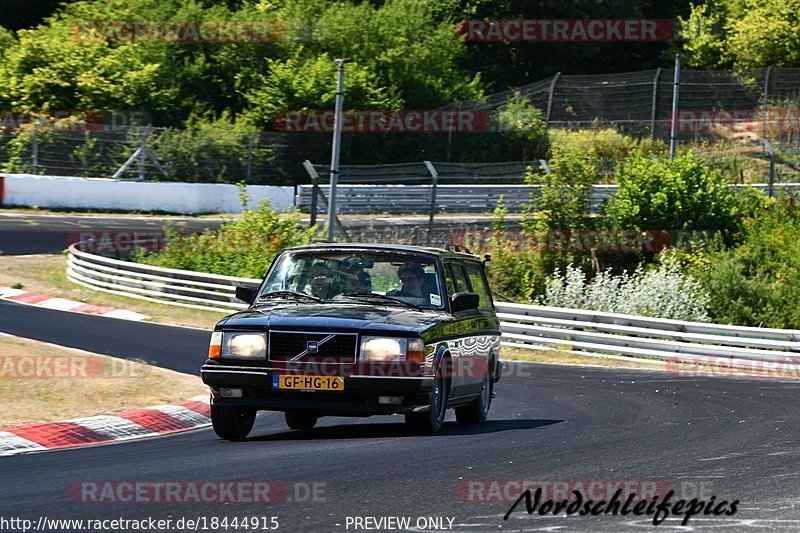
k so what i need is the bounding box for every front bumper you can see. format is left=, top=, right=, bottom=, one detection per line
left=201, top=363, right=434, bottom=416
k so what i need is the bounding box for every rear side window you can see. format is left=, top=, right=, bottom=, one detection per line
left=464, top=261, right=493, bottom=311
left=447, top=262, right=470, bottom=294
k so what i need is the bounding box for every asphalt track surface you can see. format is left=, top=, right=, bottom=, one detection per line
left=2, top=300, right=800, bottom=531
left=0, top=214, right=219, bottom=255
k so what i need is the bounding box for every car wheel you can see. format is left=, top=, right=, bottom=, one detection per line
left=405, top=357, right=448, bottom=434
left=211, top=404, right=256, bottom=440
left=285, top=411, right=318, bottom=430
left=455, top=359, right=493, bottom=425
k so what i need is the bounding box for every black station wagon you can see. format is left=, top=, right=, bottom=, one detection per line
left=201, top=243, right=502, bottom=439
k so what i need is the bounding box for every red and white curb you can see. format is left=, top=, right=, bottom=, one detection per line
left=0, top=395, right=210, bottom=456
left=0, top=286, right=149, bottom=321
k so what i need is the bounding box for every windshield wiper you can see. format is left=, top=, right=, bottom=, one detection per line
left=258, top=290, right=324, bottom=303
left=338, top=292, right=422, bottom=311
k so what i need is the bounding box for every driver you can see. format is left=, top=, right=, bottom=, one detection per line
left=308, top=263, right=337, bottom=299
left=388, top=262, right=425, bottom=298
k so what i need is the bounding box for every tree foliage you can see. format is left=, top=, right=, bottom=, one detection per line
left=679, top=0, right=800, bottom=69
left=0, top=0, right=481, bottom=128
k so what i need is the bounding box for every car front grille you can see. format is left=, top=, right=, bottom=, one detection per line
left=268, top=331, right=358, bottom=364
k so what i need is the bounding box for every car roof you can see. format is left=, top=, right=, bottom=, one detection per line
left=284, top=242, right=481, bottom=261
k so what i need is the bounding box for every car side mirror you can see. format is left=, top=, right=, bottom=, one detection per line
left=235, top=285, right=258, bottom=305
left=450, top=292, right=479, bottom=313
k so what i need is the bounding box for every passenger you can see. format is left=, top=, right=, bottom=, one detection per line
left=308, top=263, right=337, bottom=299
left=340, top=262, right=372, bottom=294
left=388, top=262, right=425, bottom=298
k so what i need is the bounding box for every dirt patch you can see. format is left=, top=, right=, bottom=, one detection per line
left=0, top=334, right=207, bottom=427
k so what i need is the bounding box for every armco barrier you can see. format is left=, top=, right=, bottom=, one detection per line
left=496, top=302, right=800, bottom=371
left=1, top=174, right=294, bottom=214
left=67, top=243, right=259, bottom=312
left=66, top=245, right=800, bottom=369
left=296, top=183, right=800, bottom=214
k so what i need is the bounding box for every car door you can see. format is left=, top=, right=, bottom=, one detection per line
left=462, top=259, right=502, bottom=386
left=443, top=259, right=484, bottom=398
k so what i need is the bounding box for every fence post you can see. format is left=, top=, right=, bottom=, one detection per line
left=138, top=128, right=149, bottom=181
left=302, top=160, right=320, bottom=227
left=764, top=139, right=776, bottom=198
left=650, top=67, right=662, bottom=141
left=31, top=119, right=41, bottom=174
left=546, top=73, right=561, bottom=123
left=424, top=160, right=439, bottom=246
left=762, top=65, right=773, bottom=144
left=245, top=132, right=256, bottom=183
left=669, top=55, right=681, bottom=161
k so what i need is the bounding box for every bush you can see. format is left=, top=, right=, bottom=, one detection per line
left=135, top=200, right=319, bottom=278
left=604, top=151, right=747, bottom=235
left=690, top=197, right=800, bottom=328
left=491, top=92, right=549, bottom=161
left=523, top=143, right=596, bottom=233
left=474, top=200, right=550, bottom=302
left=549, top=128, right=665, bottom=180
left=149, top=114, right=267, bottom=184
left=549, top=128, right=664, bottom=161
left=539, top=252, right=711, bottom=322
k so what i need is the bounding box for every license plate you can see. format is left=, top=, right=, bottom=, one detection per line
left=272, top=374, right=345, bottom=391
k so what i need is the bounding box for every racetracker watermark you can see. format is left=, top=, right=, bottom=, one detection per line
left=667, top=357, right=800, bottom=380
left=671, top=109, right=800, bottom=134
left=69, top=20, right=284, bottom=43
left=457, top=480, right=672, bottom=503
left=1, top=110, right=152, bottom=133
left=1, top=110, right=103, bottom=133
left=457, top=19, right=674, bottom=42
left=70, top=481, right=326, bottom=504
left=68, top=231, right=167, bottom=255
left=273, top=110, right=492, bottom=133
left=0, top=355, right=153, bottom=379
left=452, top=229, right=720, bottom=254
left=261, top=359, right=529, bottom=380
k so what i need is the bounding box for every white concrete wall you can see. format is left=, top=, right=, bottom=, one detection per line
left=0, top=174, right=295, bottom=214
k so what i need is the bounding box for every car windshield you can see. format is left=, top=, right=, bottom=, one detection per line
left=258, top=251, right=444, bottom=310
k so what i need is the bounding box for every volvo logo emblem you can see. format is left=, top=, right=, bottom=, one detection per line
left=290, top=334, right=336, bottom=362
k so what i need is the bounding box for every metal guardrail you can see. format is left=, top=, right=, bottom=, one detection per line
left=67, top=243, right=259, bottom=313
left=296, top=184, right=614, bottom=214
left=297, top=183, right=800, bottom=215
left=67, top=244, right=800, bottom=370
left=497, top=302, right=800, bottom=370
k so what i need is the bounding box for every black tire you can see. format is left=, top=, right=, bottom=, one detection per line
left=285, top=411, right=318, bottom=430
left=455, top=359, right=493, bottom=425
left=211, top=404, right=257, bottom=440
left=405, top=357, right=448, bottom=434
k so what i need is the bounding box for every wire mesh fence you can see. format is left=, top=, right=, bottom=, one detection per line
left=2, top=67, right=799, bottom=184
left=453, top=67, right=800, bottom=155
